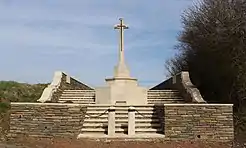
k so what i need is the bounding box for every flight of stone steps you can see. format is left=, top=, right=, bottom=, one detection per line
left=58, top=90, right=95, bottom=104
left=147, top=90, right=185, bottom=104
left=58, top=89, right=184, bottom=104
left=81, top=105, right=164, bottom=135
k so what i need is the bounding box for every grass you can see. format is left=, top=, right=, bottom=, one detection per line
left=0, top=81, right=48, bottom=102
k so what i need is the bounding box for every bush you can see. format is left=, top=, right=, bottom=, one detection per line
left=0, top=102, right=10, bottom=113
left=0, top=81, right=49, bottom=102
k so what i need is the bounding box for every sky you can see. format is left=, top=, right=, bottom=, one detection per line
left=0, top=0, right=195, bottom=88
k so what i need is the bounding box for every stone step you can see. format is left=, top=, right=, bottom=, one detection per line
left=84, top=118, right=160, bottom=123
left=148, top=96, right=180, bottom=98
left=147, top=92, right=180, bottom=94
left=85, top=105, right=160, bottom=107
left=85, top=114, right=159, bottom=118
left=61, top=95, right=95, bottom=97
left=147, top=91, right=180, bottom=93
left=135, top=128, right=163, bottom=132
left=63, top=89, right=95, bottom=91
left=148, top=102, right=184, bottom=104
left=62, top=91, right=95, bottom=93
left=147, top=100, right=183, bottom=102
left=81, top=128, right=162, bottom=133
left=59, top=102, right=95, bottom=104
left=148, top=93, right=180, bottom=95
left=61, top=94, right=95, bottom=97
left=83, top=123, right=107, bottom=128
left=60, top=97, right=95, bottom=100
left=147, top=94, right=180, bottom=96
left=59, top=99, right=95, bottom=102
left=58, top=101, right=96, bottom=104
left=86, top=107, right=158, bottom=111
left=62, top=92, right=95, bottom=94
left=60, top=96, right=95, bottom=99
left=84, top=114, right=159, bottom=117
left=148, top=101, right=185, bottom=103
left=84, top=118, right=160, bottom=122
left=62, top=90, right=95, bottom=92
left=60, top=95, right=95, bottom=99
left=147, top=98, right=184, bottom=102
left=58, top=101, right=95, bottom=103
left=148, top=89, right=179, bottom=92
left=148, top=101, right=184, bottom=103
left=147, top=95, right=181, bottom=97
left=115, top=128, right=162, bottom=133
left=59, top=101, right=95, bottom=103
left=148, top=91, right=180, bottom=95
left=83, top=123, right=161, bottom=128
left=81, top=128, right=106, bottom=132
left=85, top=109, right=158, bottom=113
left=86, top=110, right=157, bottom=114
left=80, top=105, right=164, bottom=135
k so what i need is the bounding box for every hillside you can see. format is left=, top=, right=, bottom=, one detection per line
left=0, top=81, right=48, bottom=102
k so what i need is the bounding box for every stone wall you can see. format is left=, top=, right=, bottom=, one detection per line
left=38, top=71, right=94, bottom=103
left=0, top=111, right=9, bottom=141
left=7, top=103, right=234, bottom=142
left=164, top=104, right=234, bottom=141
left=8, top=103, right=87, bottom=139
left=151, top=71, right=205, bottom=103
left=0, top=99, right=10, bottom=141
left=60, top=73, right=93, bottom=90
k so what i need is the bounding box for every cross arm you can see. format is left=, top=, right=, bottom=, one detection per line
left=114, top=25, right=129, bottom=29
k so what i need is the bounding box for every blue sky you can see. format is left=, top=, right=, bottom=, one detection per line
left=0, top=0, right=195, bottom=88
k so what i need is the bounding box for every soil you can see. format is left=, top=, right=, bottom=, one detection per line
left=0, top=138, right=239, bottom=148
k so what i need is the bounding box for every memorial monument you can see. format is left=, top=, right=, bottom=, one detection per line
left=95, top=18, right=147, bottom=105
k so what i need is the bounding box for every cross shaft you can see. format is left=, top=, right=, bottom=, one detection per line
left=114, top=18, right=128, bottom=51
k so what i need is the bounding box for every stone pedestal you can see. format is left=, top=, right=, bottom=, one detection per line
left=96, top=77, right=147, bottom=105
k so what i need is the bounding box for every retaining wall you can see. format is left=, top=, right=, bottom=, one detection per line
left=8, top=103, right=87, bottom=139
left=164, top=104, right=234, bottom=141
left=7, top=103, right=234, bottom=142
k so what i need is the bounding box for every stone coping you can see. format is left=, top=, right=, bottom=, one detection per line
left=10, top=102, right=233, bottom=106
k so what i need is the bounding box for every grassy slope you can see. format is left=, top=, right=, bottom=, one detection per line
left=0, top=81, right=48, bottom=102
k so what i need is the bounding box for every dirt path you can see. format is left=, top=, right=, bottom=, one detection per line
left=1, top=138, right=234, bottom=148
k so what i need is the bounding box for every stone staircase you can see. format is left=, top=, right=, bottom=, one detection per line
left=147, top=90, right=185, bottom=104
left=80, top=105, right=164, bottom=135
left=58, top=90, right=95, bottom=104
left=58, top=89, right=184, bottom=104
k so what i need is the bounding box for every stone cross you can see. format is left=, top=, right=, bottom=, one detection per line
left=114, top=18, right=129, bottom=52
left=113, top=18, right=130, bottom=78
left=114, top=18, right=130, bottom=77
